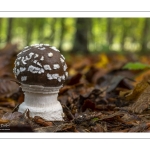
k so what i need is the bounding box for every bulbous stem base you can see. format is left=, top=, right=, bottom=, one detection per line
left=18, top=84, right=64, bottom=121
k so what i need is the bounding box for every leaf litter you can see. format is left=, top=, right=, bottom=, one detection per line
left=1, top=44, right=150, bottom=132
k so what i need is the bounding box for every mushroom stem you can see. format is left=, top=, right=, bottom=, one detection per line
left=18, top=84, right=64, bottom=121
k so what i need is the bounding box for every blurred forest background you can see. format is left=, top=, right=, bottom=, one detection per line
left=0, top=18, right=150, bottom=54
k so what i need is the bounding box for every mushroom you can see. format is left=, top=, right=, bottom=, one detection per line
left=13, top=44, right=68, bottom=121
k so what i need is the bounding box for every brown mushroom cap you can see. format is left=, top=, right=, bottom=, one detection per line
left=13, top=44, right=68, bottom=87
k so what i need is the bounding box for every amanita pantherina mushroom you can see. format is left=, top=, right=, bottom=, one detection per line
left=13, top=44, right=68, bottom=121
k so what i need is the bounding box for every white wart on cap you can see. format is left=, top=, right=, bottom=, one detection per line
left=13, top=44, right=68, bottom=87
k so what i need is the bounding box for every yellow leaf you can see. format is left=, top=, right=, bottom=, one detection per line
left=94, top=53, right=109, bottom=68
left=0, top=119, right=9, bottom=124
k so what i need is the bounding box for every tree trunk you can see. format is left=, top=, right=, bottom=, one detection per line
left=26, top=19, right=34, bottom=46
left=6, top=18, right=13, bottom=43
left=58, top=18, right=65, bottom=51
left=72, top=18, right=90, bottom=54
left=106, top=18, right=113, bottom=50
left=38, top=19, right=45, bottom=43
left=120, top=30, right=126, bottom=52
left=0, top=18, right=2, bottom=44
left=120, top=19, right=127, bottom=52
left=49, top=18, right=57, bottom=45
left=140, top=18, right=149, bottom=53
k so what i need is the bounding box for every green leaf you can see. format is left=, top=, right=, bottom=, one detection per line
left=91, top=117, right=99, bottom=122
left=123, top=62, right=150, bottom=70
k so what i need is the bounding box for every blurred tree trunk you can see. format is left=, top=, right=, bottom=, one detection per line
left=140, top=18, right=149, bottom=53
left=6, top=18, right=13, bottom=43
left=72, top=18, right=90, bottom=54
left=120, top=19, right=127, bottom=52
left=49, top=18, right=57, bottom=45
left=26, top=19, right=34, bottom=45
left=0, top=18, right=2, bottom=43
left=106, top=18, right=113, bottom=50
left=38, top=19, right=45, bottom=43
left=58, top=18, right=65, bottom=50
left=120, top=30, right=126, bottom=51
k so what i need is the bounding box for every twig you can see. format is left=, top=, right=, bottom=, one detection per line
left=63, top=104, right=75, bottom=120
left=12, top=104, right=20, bottom=113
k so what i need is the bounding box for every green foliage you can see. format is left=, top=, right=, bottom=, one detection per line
left=123, top=62, right=150, bottom=70
left=0, top=18, right=150, bottom=53
left=91, top=118, right=99, bottom=122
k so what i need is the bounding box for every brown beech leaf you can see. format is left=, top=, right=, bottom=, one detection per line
left=99, top=111, right=125, bottom=121
left=34, top=123, right=76, bottom=132
left=33, top=116, right=53, bottom=127
left=107, top=75, right=126, bottom=92
left=59, top=85, right=72, bottom=95
left=0, top=119, right=9, bottom=124
left=91, top=123, right=106, bottom=132
left=0, top=78, right=19, bottom=98
left=0, top=44, right=18, bottom=77
left=127, top=81, right=150, bottom=113
left=0, top=43, right=17, bottom=56
left=0, top=44, right=19, bottom=99
left=124, top=80, right=149, bottom=102
left=82, top=99, right=96, bottom=112
left=0, top=55, right=13, bottom=77
left=0, top=97, right=16, bottom=107
left=85, top=66, right=99, bottom=83
left=96, top=75, right=132, bottom=93
left=66, top=73, right=82, bottom=85
left=129, top=123, right=150, bottom=132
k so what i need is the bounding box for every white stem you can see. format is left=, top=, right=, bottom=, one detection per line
left=18, top=84, right=64, bottom=121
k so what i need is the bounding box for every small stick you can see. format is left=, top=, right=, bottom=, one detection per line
left=63, top=104, right=75, bottom=120
left=12, top=104, right=20, bottom=113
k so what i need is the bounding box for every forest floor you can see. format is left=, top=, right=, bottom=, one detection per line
left=1, top=44, right=150, bottom=132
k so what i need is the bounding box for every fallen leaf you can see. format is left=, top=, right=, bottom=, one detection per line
left=0, top=119, right=9, bottom=124
left=129, top=123, right=150, bottom=132
left=0, top=78, right=19, bottom=98
left=124, top=80, right=149, bottom=101
left=127, top=82, right=150, bottom=113
left=91, top=123, right=106, bottom=132
left=0, top=97, right=16, bottom=107
left=33, top=116, right=53, bottom=127
left=94, top=53, right=109, bottom=69
left=66, top=73, right=82, bottom=85
left=82, top=99, right=96, bottom=112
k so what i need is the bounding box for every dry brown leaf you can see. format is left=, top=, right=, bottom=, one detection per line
left=34, top=123, right=75, bottom=132
left=0, top=78, right=19, bottom=98
left=0, top=97, right=16, bottom=107
left=91, top=123, right=106, bottom=132
left=33, top=116, right=53, bottom=127
left=127, top=82, right=150, bottom=113
left=129, top=123, right=150, bottom=132
left=0, top=119, right=9, bottom=124
left=135, top=70, right=150, bottom=83
left=124, top=80, right=149, bottom=101
left=0, top=44, right=19, bottom=98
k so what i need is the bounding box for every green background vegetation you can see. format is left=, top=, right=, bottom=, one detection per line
left=0, top=18, right=150, bottom=54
